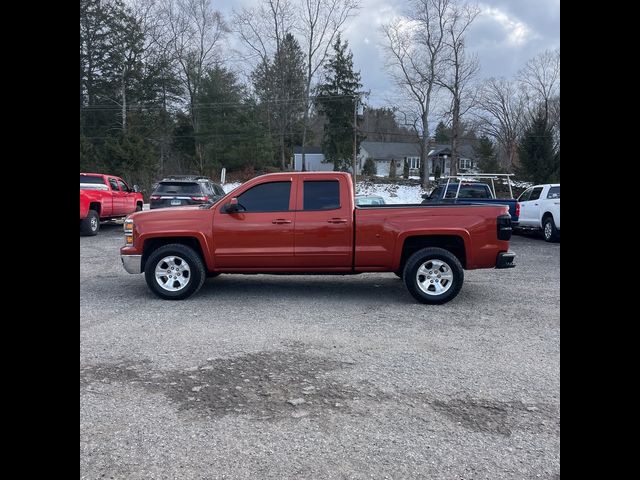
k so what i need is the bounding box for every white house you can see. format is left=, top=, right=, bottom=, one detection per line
left=292, top=147, right=334, bottom=172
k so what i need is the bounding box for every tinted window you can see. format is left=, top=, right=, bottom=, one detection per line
left=80, top=175, right=104, bottom=185
left=108, top=178, right=119, bottom=191
left=547, top=186, right=560, bottom=199
left=518, top=188, right=532, bottom=202
left=215, top=185, right=225, bottom=196
left=117, top=179, right=130, bottom=192
left=460, top=185, right=491, bottom=198
left=154, top=182, right=202, bottom=195
left=529, top=187, right=543, bottom=201
left=304, top=181, right=340, bottom=210
left=237, top=181, right=291, bottom=211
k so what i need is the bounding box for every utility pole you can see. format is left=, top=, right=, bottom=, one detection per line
left=353, top=94, right=358, bottom=188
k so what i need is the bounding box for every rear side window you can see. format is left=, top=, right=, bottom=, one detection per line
left=529, top=187, right=543, bottom=201
left=154, top=182, right=202, bottom=195
left=460, top=185, right=491, bottom=198
left=237, top=181, right=291, bottom=211
left=214, top=184, right=225, bottom=196
left=547, top=186, right=560, bottom=199
left=108, top=178, right=119, bottom=191
left=80, top=175, right=104, bottom=185
left=304, top=181, right=340, bottom=210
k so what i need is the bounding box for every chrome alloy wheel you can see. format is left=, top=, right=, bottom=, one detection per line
left=154, top=255, right=191, bottom=292
left=416, top=259, right=453, bottom=296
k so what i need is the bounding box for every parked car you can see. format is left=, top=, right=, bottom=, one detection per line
left=121, top=172, right=515, bottom=304
left=80, top=173, right=144, bottom=236
left=149, top=176, right=225, bottom=209
left=355, top=195, right=386, bottom=206
left=421, top=180, right=520, bottom=225
left=515, top=184, right=560, bottom=242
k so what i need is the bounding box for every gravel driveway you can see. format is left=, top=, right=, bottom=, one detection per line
left=81, top=224, right=560, bottom=479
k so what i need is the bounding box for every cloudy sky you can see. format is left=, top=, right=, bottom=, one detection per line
left=216, top=0, right=559, bottom=108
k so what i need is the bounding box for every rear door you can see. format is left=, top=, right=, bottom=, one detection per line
left=294, top=178, right=352, bottom=269
left=213, top=179, right=296, bottom=269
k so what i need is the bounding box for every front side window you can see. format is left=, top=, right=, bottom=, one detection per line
left=529, top=187, right=543, bottom=201
left=236, top=181, right=291, bottom=212
left=518, top=188, right=532, bottom=202
left=303, top=180, right=340, bottom=210
left=117, top=179, right=130, bottom=192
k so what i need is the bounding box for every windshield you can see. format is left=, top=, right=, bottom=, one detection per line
left=153, top=182, right=202, bottom=195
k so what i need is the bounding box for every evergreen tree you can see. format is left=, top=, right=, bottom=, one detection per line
left=517, top=110, right=559, bottom=183
left=434, top=121, right=451, bottom=143
left=252, top=33, right=306, bottom=170
left=362, top=158, right=377, bottom=176
left=389, top=159, right=397, bottom=179
left=315, top=35, right=363, bottom=171
left=403, top=159, right=410, bottom=179
left=475, top=136, right=502, bottom=173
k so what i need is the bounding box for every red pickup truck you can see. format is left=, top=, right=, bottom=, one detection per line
left=120, top=172, right=515, bottom=304
left=80, top=173, right=144, bottom=236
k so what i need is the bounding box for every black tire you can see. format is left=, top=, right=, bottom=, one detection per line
left=394, top=270, right=403, bottom=278
left=144, top=244, right=206, bottom=300
left=206, top=272, right=221, bottom=278
left=80, top=210, right=100, bottom=236
left=543, top=216, right=559, bottom=242
left=136, top=203, right=143, bottom=212
left=403, top=247, right=464, bottom=305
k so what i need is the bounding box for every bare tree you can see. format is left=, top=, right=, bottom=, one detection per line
left=295, top=0, right=359, bottom=171
left=517, top=48, right=560, bottom=120
left=160, top=0, right=228, bottom=173
left=381, top=0, right=452, bottom=188
left=437, top=2, right=479, bottom=176
left=475, top=77, right=527, bottom=171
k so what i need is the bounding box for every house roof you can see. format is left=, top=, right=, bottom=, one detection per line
left=293, top=146, right=324, bottom=154
left=427, top=143, right=475, bottom=159
left=360, top=141, right=421, bottom=161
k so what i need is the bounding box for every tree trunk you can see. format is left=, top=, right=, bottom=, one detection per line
left=420, top=110, right=431, bottom=189
left=450, top=96, right=460, bottom=177
left=121, top=69, right=127, bottom=132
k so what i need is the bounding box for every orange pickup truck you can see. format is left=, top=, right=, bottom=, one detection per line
left=121, top=172, right=515, bottom=304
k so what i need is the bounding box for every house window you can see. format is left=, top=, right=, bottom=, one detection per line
left=406, top=156, right=420, bottom=169
left=459, top=158, right=473, bottom=170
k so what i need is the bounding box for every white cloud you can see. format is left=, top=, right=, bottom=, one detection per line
left=480, top=5, right=538, bottom=46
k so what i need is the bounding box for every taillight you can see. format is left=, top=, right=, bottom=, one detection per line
left=497, top=214, right=512, bottom=240
left=515, top=202, right=520, bottom=218
left=150, top=195, right=160, bottom=200
left=191, top=196, right=207, bottom=201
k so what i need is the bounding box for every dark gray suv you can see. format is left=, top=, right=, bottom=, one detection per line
left=149, top=176, right=226, bottom=209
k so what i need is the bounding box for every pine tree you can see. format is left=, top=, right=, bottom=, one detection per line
left=362, top=158, right=377, bottom=176
left=517, top=110, right=559, bottom=183
left=315, top=35, right=363, bottom=171
left=434, top=121, right=451, bottom=143
left=475, top=136, right=501, bottom=173
left=389, top=159, right=397, bottom=179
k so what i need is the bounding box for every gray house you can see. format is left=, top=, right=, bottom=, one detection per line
left=358, top=141, right=421, bottom=177
left=427, top=144, right=478, bottom=176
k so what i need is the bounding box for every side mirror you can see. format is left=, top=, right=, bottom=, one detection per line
left=133, top=185, right=140, bottom=193
left=224, top=197, right=243, bottom=213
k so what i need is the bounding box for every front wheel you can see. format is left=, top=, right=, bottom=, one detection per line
left=543, top=217, right=559, bottom=242
left=144, top=244, right=206, bottom=300
left=403, top=247, right=464, bottom=304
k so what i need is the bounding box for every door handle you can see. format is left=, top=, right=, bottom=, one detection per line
left=327, top=218, right=348, bottom=224
left=272, top=219, right=292, bottom=224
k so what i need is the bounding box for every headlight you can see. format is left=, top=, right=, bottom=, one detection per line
left=124, top=219, right=134, bottom=245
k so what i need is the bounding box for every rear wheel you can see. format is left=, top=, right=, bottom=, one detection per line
left=80, top=210, right=100, bottom=236
left=543, top=216, right=559, bottom=242
left=136, top=203, right=143, bottom=212
left=144, top=244, right=206, bottom=300
left=403, top=247, right=464, bottom=304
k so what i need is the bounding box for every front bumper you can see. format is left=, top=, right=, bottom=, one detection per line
left=121, top=254, right=142, bottom=274
left=495, top=251, right=516, bottom=269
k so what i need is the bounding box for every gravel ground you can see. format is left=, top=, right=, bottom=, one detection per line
left=80, top=223, right=560, bottom=479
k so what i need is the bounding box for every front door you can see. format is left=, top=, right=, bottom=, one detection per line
left=213, top=179, right=296, bottom=269
left=518, top=186, right=543, bottom=227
